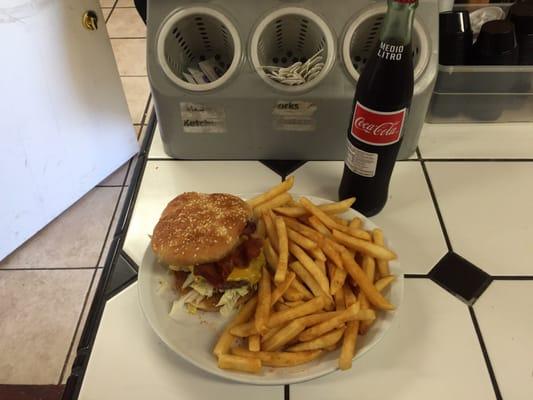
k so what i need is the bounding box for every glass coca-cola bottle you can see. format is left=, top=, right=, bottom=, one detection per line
left=338, top=0, right=417, bottom=216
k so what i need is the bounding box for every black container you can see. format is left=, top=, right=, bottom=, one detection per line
left=473, top=20, right=519, bottom=65
left=439, top=11, right=473, bottom=65
left=508, top=1, right=533, bottom=64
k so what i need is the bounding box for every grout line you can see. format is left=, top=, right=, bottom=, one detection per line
left=417, top=149, right=453, bottom=252
left=0, top=267, right=98, bottom=271
left=492, top=275, right=533, bottom=280
left=421, top=158, right=533, bottom=162
left=468, top=307, right=503, bottom=400
left=58, top=180, right=128, bottom=384
left=95, top=184, right=123, bottom=188
left=404, top=273, right=428, bottom=279
left=108, top=36, right=147, bottom=40
left=117, top=74, right=148, bottom=78
left=57, top=268, right=99, bottom=385
left=105, top=0, right=119, bottom=23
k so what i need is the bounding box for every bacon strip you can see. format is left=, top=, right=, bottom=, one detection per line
left=193, top=237, right=263, bottom=288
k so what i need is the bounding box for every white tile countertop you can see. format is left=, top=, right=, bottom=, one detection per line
left=75, top=121, right=533, bottom=400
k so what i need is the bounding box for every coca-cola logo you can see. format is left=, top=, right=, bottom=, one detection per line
left=351, top=103, right=406, bottom=146
left=354, top=117, right=401, bottom=137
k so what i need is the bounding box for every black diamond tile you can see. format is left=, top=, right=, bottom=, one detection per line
left=260, top=160, right=307, bottom=179
left=105, top=252, right=138, bottom=298
left=429, top=252, right=492, bottom=305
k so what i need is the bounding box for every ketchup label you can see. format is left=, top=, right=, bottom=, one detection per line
left=350, top=102, right=406, bottom=146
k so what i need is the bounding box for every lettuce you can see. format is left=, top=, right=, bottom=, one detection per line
left=190, top=278, right=214, bottom=297
left=216, top=286, right=249, bottom=317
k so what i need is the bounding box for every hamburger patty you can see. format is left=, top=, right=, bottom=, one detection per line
left=194, top=236, right=262, bottom=289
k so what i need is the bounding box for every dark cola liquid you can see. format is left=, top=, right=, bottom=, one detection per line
left=339, top=40, right=413, bottom=217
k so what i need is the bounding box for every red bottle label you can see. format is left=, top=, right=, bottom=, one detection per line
left=350, top=102, right=406, bottom=146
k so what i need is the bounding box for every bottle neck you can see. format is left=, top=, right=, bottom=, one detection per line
left=379, top=0, right=417, bottom=46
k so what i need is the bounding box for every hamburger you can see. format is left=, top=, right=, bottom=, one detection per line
left=151, top=192, right=264, bottom=315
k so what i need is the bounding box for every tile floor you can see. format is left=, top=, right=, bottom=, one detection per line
left=0, top=1, right=149, bottom=395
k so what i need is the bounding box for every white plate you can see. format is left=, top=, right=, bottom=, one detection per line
left=138, top=194, right=404, bottom=385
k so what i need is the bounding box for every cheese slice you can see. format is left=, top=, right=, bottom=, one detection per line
left=226, top=251, right=265, bottom=285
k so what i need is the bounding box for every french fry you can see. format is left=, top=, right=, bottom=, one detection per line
left=263, top=238, right=278, bottom=271
left=287, top=228, right=318, bottom=250
left=339, top=284, right=360, bottom=369
left=263, top=320, right=306, bottom=351
left=349, top=217, right=362, bottom=230
left=275, top=302, right=291, bottom=312
left=283, top=286, right=305, bottom=301
left=288, top=328, right=345, bottom=352
left=339, top=321, right=359, bottom=370
left=289, top=242, right=330, bottom=295
left=213, top=296, right=258, bottom=357
left=267, top=296, right=326, bottom=329
left=272, top=206, right=308, bottom=218
left=360, top=255, right=376, bottom=334
left=290, top=278, right=314, bottom=300
left=362, top=255, right=376, bottom=284
left=315, top=259, right=326, bottom=276
left=331, top=216, right=349, bottom=226
left=356, top=309, right=376, bottom=321
left=340, top=249, right=395, bottom=310
left=327, top=261, right=336, bottom=283
left=372, top=228, right=390, bottom=276
left=327, top=237, right=346, bottom=253
left=232, top=296, right=326, bottom=337
left=264, top=211, right=279, bottom=252
left=375, top=275, right=396, bottom=292
left=249, top=335, right=261, bottom=352
left=320, top=197, right=356, bottom=214
left=232, top=347, right=323, bottom=367
left=297, top=311, right=343, bottom=327
left=334, top=284, right=346, bottom=311
left=300, top=197, right=350, bottom=233
left=284, top=217, right=324, bottom=245
left=271, top=271, right=296, bottom=305
left=333, top=229, right=397, bottom=261
left=273, top=198, right=356, bottom=218
left=284, top=300, right=305, bottom=307
left=254, top=193, right=292, bottom=217
left=289, top=261, right=333, bottom=308
left=307, top=215, right=331, bottom=236
left=343, top=284, right=357, bottom=307
left=310, top=247, right=327, bottom=262
left=299, top=303, right=360, bottom=342
left=330, top=265, right=348, bottom=296
left=274, top=217, right=289, bottom=283
left=255, top=267, right=272, bottom=334
left=230, top=322, right=260, bottom=337
left=218, top=354, right=261, bottom=374
left=248, top=176, right=294, bottom=208
left=261, top=325, right=284, bottom=343
left=255, top=218, right=266, bottom=239
left=348, top=227, right=372, bottom=241
left=321, top=240, right=343, bottom=270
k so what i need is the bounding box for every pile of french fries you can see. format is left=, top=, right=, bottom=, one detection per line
left=213, top=176, right=397, bottom=374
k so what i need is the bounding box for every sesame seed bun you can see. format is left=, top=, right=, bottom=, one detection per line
left=151, top=192, right=252, bottom=267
